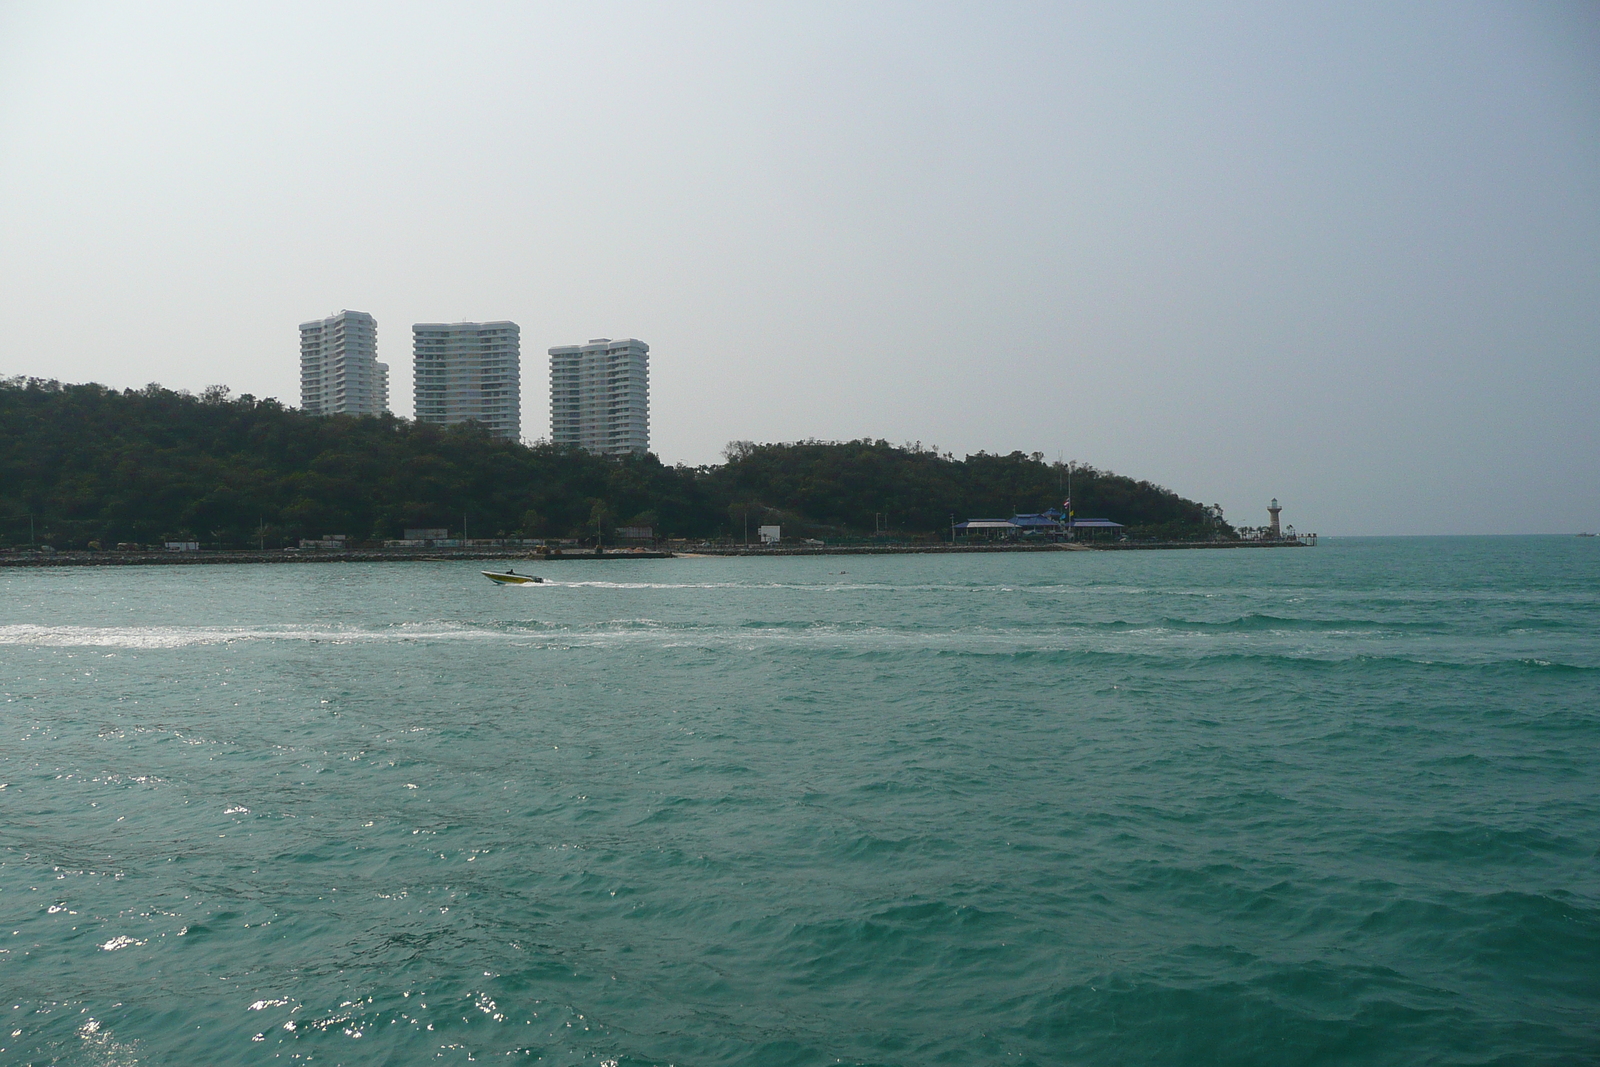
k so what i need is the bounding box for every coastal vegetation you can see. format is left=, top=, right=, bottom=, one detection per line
left=0, top=377, right=1231, bottom=547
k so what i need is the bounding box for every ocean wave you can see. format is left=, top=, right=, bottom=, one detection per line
left=1061, top=613, right=1446, bottom=634
left=2, top=621, right=1594, bottom=675
left=921, top=646, right=1600, bottom=674
left=1163, top=613, right=1444, bottom=633
left=0, top=622, right=518, bottom=649
left=543, top=579, right=1061, bottom=593
left=0, top=621, right=1590, bottom=679
left=1365, top=824, right=1587, bottom=865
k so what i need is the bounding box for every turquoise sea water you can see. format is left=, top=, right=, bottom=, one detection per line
left=1, top=537, right=1596, bottom=1066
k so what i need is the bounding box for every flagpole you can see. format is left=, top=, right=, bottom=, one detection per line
left=1066, top=462, right=1074, bottom=541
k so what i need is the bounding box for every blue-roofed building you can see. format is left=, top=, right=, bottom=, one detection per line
left=953, top=519, right=1020, bottom=540
left=955, top=510, right=1126, bottom=541
left=1064, top=518, right=1125, bottom=539
left=1010, top=512, right=1064, bottom=530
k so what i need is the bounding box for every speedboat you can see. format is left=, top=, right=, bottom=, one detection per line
left=483, top=569, right=544, bottom=585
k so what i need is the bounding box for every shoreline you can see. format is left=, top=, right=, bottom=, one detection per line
left=0, top=541, right=1308, bottom=568
left=680, top=541, right=1306, bottom=556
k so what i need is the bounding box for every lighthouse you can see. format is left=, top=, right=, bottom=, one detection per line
left=1267, top=498, right=1282, bottom=539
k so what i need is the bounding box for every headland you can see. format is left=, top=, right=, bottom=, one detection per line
left=2, top=378, right=1312, bottom=557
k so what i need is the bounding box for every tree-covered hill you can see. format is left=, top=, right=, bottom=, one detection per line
left=709, top=439, right=1228, bottom=541
left=0, top=377, right=1231, bottom=547
left=0, top=379, right=706, bottom=547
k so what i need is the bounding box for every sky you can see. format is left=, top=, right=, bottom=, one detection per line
left=1, top=1, right=1596, bottom=535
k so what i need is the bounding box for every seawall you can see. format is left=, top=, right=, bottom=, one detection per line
left=0, top=541, right=1308, bottom=567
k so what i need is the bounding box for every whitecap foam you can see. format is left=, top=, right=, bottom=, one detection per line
left=98, top=935, right=145, bottom=951
left=0, top=622, right=515, bottom=649
left=0, top=619, right=1449, bottom=663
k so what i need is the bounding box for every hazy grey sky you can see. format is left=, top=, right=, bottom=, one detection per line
left=2, top=1, right=1596, bottom=534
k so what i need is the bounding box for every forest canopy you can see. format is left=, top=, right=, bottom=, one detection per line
left=0, top=377, right=1233, bottom=547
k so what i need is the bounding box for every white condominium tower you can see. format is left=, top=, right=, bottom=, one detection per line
left=412, top=321, right=521, bottom=440
left=298, top=310, right=388, bottom=416
left=548, top=338, right=650, bottom=455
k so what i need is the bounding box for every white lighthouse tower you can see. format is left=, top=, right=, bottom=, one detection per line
left=1267, top=498, right=1282, bottom=539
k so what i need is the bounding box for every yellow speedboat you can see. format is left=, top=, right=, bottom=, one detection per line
left=483, top=569, right=544, bottom=585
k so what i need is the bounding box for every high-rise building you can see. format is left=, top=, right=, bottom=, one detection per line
left=412, top=321, right=521, bottom=441
left=548, top=338, right=649, bottom=455
left=298, top=310, right=388, bottom=416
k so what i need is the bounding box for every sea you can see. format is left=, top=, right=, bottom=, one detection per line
left=1, top=537, right=1596, bottom=1067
